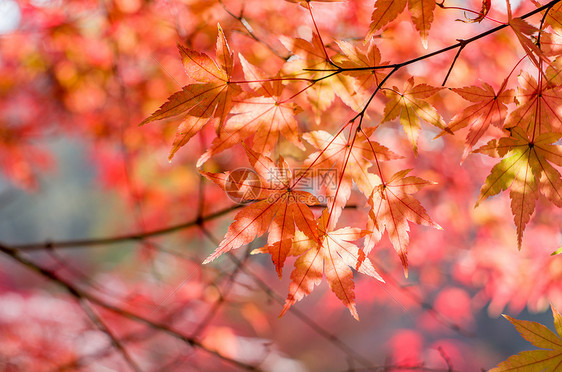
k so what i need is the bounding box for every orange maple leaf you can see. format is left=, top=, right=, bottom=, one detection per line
left=505, top=70, right=562, bottom=135
left=367, top=0, right=436, bottom=49
left=202, top=150, right=319, bottom=277
left=382, top=77, right=446, bottom=154
left=334, top=39, right=389, bottom=94
left=281, top=33, right=367, bottom=123
left=475, top=127, right=562, bottom=248
left=197, top=55, right=304, bottom=167
left=302, top=127, right=402, bottom=221
left=140, top=24, right=240, bottom=160
left=367, top=0, right=407, bottom=40
left=366, top=169, right=442, bottom=276
left=275, top=209, right=384, bottom=320
left=544, top=1, right=562, bottom=31
left=507, top=2, right=551, bottom=70
left=541, top=28, right=562, bottom=56
left=439, top=79, right=514, bottom=160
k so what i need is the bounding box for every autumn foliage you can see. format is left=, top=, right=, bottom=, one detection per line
left=0, top=0, right=561, bottom=371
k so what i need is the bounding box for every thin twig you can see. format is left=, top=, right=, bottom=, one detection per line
left=296, top=0, right=561, bottom=75
left=0, top=242, right=263, bottom=372
left=10, top=204, right=357, bottom=252
left=79, top=299, right=143, bottom=372
left=442, top=40, right=467, bottom=86
left=190, top=227, right=251, bottom=337
left=217, top=0, right=290, bottom=60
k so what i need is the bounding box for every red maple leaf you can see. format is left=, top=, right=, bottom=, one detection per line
left=302, top=126, right=402, bottom=221
left=439, top=79, right=514, bottom=160
left=273, top=209, right=384, bottom=320
left=197, top=55, right=304, bottom=167
left=367, top=0, right=436, bottom=49
left=202, top=150, right=319, bottom=277
left=140, top=24, right=240, bottom=160
left=366, top=169, right=442, bottom=276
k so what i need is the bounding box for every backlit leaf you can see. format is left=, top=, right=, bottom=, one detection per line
left=366, top=169, right=442, bottom=276
left=279, top=209, right=384, bottom=320
left=382, top=77, right=446, bottom=154
left=491, top=306, right=562, bottom=372
left=440, top=80, right=514, bottom=161
left=140, top=24, right=240, bottom=160
left=202, top=150, right=319, bottom=277
left=475, top=127, right=562, bottom=248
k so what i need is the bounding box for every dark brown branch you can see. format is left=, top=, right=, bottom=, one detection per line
left=10, top=204, right=357, bottom=252
left=442, top=40, right=467, bottom=86
left=11, top=204, right=245, bottom=251
left=0, top=242, right=263, bottom=372
left=302, top=0, right=561, bottom=74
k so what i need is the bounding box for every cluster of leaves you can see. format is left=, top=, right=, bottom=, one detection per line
left=1, top=0, right=562, bottom=370
left=141, top=0, right=562, bottom=320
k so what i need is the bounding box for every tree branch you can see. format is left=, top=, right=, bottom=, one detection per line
left=0, top=242, right=263, bottom=372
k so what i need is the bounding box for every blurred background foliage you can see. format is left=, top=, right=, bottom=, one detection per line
left=0, top=0, right=560, bottom=371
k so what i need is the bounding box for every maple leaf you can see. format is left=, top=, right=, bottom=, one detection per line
left=140, top=24, right=240, bottom=160
left=546, top=58, right=562, bottom=85
left=367, top=0, right=436, bottom=49
left=455, top=0, right=491, bottom=23
left=541, top=26, right=562, bottom=56
left=302, top=127, right=402, bottom=221
left=490, top=305, right=562, bottom=372
left=367, top=0, right=407, bottom=40
left=475, top=127, right=562, bottom=248
left=544, top=2, right=562, bottom=31
left=281, top=33, right=367, bottom=123
left=507, top=3, right=551, bottom=70
left=275, top=209, right=383, bottom=320
left=439, top=80, right=514, bottom=161
left=366, top=169, right=442, bottom=276
left=408, top=0, right=436, bottom=49
left=197, top=55, right=304, bottom=167
left=381, top=77, right=446, bottom=154
left=202, top=150, right=319, bottom=277
left=334, top=39, right=389, bottom=93
left=504, top=71, right=562, bottom=135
